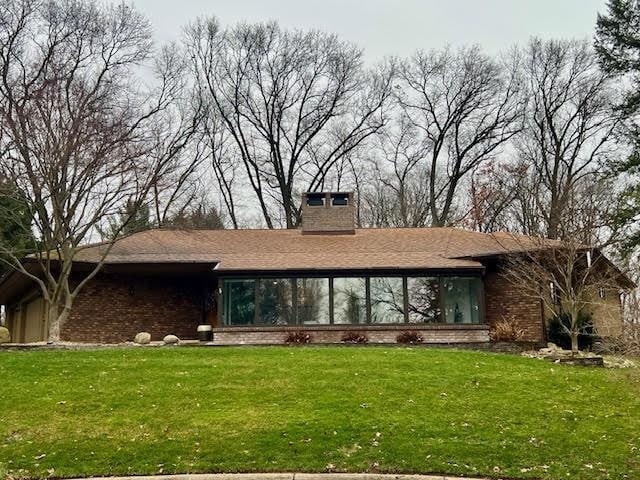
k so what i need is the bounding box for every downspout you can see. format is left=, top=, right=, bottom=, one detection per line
left=479, top=265, right=487, bottom=327
left=540, top=298, right=548, bottom=344
left=206, top=263, right=220, bottom=327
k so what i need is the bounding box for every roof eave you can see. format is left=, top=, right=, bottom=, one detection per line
left=213, top=265, right=485, bottom=275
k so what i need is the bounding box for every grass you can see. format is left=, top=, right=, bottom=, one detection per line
left=0, top=346, right=639, bottom=479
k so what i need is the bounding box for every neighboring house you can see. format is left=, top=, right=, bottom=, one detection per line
left=0, top=192, right=629, bottom=344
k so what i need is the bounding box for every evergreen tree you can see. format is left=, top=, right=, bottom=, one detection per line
left=596, top=0, right=640, bottom=254
left=344, top=289, right=363, bottom=324
left=0, top=182, right=35, bottom=274
left=100, top=200, right=153, bottom=239
left=167, top=204, right=225, bottom=230
left=121, top=201, right=153, bottom=236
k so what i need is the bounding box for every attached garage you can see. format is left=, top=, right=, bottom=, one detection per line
left=5, top=294, right=47, bottom=343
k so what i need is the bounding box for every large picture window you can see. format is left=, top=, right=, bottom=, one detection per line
left=223, top=279, right=256, bottom=325
left=370, top=277, right=404, bottom=323
left=441, top=277, right=481, bottom=324
left=258, top=279, right=293, bottom=325
left=333, top=278, right=366, bottom=324
left=407, top=277, right=441, bottom=323
left=296, top=278, right=330, bottom=325
left=221, top=275, right=483, bottom=326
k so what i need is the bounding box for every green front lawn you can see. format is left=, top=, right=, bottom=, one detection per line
left=0, top=346, right=639, bottom=479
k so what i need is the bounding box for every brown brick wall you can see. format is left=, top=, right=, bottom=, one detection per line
left=53, top=265, right=542, bottom=345
left=211, top=325, right=489, bottom=345
left=301, top=192, right=355, bottom=232
left=484, top=267, right=545, bottom=343
left=62, top=274, right=205, bottom=343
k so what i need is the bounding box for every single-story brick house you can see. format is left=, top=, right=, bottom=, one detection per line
left=0, top=192, right=628, bottom=344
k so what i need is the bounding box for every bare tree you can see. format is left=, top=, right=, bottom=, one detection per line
left=358, top=114, right=431, bottom=227
left=199, top=102, right=241, bottom=228
left=464, top=39, right=621, bottom=241
left=396, top=45, right=524, bottom=227
left=462, top=160, right=524, bottom=233
left=0, top=0, right=194, bottom=341
left=499, top=181, right=631, bottom=353
left=462, top=162, right=620, bottom=265
left=515, top=38, right=620, bottom=239
left=138, top=44, right=207, bottom=228
left=619, top=257, right=640, bottom=327
left=186, top=18, right=394, bottom=228
left=501, top=231, right=629, bottom=353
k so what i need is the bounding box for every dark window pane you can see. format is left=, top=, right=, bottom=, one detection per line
left=306, top=193, right=325, bottom=207
left=407, top=277, right=441, bottom=323
left=296, top=278, right=330, bottom=324
left=331, top=193, right=349, bottom=206
left=224, top=279, right=255, bottom=325
left=442, top=277, right=481, bottom=324
left=333, top=277, right=366, bottom=324
left=258, top=279, right=293, bottom=325
left=370, top=277, right=404, bottom=323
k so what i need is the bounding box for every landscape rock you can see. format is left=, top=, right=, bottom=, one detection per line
left=558, top=356, right=604, bottom=367
left=133, top=332, right=151, bottom=345
left=0, top=326, right=11, bottom=343
left=163, top=334, right=179, bottom=345
left=522, top=347, right=612, bottom=368
left=603, top=356, right=637, bottom=369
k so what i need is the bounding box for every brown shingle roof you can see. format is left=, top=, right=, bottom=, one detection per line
left=72, top=227, right=561, bottom=272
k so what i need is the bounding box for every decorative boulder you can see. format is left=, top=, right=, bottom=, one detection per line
left=133, top=332, right=151, bottom=345
left=163, top=334, right=179, bottom=345
left=0, top=326, right=10, bottom=344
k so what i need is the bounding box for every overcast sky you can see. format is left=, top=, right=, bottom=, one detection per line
left=131, top=0, right=608, bottom=60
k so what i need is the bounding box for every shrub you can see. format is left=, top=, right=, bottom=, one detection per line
left=284, top=331, right=312, bottom=344
left=489, top=317, right=525, bottom=342
left=547, top=311, right=594, bottom=350
left=340, top=331, right=368, bottom=344
left=396, top=331, right=424, bottom=344
left=600, top=325, right=640, bottom=357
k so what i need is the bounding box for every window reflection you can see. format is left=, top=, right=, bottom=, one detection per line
left=370, top=277, right=404, bottom=323
left=223, top=279, right=255, bottom=325
left=297, top=278, right=330, bottom=324
left=442, top=277, right=481, bottom=324
left=407, top=277, right=441, bottom=323
left=258, top=279, right=293, bottom=325
left=222, top=276, right=482, bottom=326
left=333, top=277, right=366, bottom=324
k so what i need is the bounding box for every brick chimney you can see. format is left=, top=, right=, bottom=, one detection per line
left=301, top=192, right=355, bottom=234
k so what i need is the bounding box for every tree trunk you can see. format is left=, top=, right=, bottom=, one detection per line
left=46, top=302, right=61, bottom=343
left=45, top=300, right=71, bottom=343
left=570, top=331, right=579, bottom=355
left=547, top=209, right=561, bottom=240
